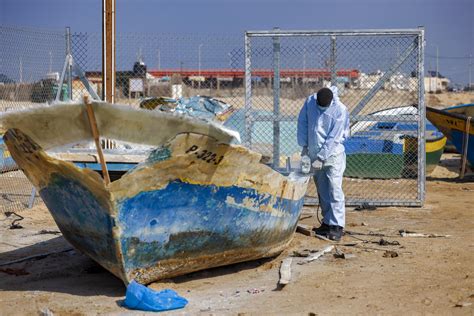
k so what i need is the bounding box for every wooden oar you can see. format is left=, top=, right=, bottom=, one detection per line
left=83, top=95, right=111, bottom=185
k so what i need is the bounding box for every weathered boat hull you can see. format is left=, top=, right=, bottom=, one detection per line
left=426, top=105, right=474, bottom=167
left=2, top=102, right=309, bottom=284
left=443, top=104, right=474, bottom=153
left=118, top=180, right=303, bottom=283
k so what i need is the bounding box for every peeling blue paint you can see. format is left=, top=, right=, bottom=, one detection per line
left=146, top=147, right=172, bottom=164
left=117, top=180, right=303, bottom=273
left=39, top=173, right=118, bottom=268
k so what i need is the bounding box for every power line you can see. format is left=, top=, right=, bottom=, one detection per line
left=425, top=53, right=471, bottom=60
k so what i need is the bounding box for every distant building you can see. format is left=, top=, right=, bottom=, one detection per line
left=424, top=71, right=450, bottom=93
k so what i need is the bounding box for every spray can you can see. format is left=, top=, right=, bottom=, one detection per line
left=301, top=155, right=311, bottom=174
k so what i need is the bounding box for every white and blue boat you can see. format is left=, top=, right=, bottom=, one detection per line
left=345, top=106, right=446, bottom=178
left=1, top=102, right=309, bottom=284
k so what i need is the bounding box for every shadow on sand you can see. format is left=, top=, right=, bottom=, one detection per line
left=0, top=236, right=124, bottom=297
left=428, top=157, right=474, bottom=183
left=0, top=235, right=277, bottom=297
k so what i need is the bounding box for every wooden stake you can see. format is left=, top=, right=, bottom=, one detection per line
left=83, top=96, right=111, bottom=185
left=460, top=116, right=471, bottom=179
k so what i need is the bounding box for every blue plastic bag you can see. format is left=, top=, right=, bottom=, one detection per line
left=124, top=280, right=188, bottom=312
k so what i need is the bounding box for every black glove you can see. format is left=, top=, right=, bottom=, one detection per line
left=301, top=146, right=308, bottom=157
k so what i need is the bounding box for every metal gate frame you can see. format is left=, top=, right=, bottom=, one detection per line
left=244, top=28, right=425, bottom=207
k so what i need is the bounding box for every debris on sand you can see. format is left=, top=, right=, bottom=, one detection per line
left=383, top=250, right=399, bottom=258
left=299, top=245, right=334, bottom=264
left=3, top=211, right=24, bottom=229
left=378, top=238, right=400, bottom=246
left=333, top=249, right=356, bottom=260
left=39, top=308, right=54, bottom=316
left=278, top=257, right=292, bottom=286
left=296, top=224, right=315, bottom=237
left=454, top=302, right=472, bottom=308
left=399, top=229, right=451, bottom=238
left=292, top=249, right=316, bottom=257
left=247, top=288, right=265, bottom=294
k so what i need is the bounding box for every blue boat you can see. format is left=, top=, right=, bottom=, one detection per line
left=1, top=102, right=309, bottom=284
left=345, top=106, right=446, bottom=178
left=426, top=104, right=474, bottom=168
left=0, top=137, right=18, bottom=172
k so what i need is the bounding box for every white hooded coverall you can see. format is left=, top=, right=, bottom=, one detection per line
left=296, top=86, right=350, bottom=227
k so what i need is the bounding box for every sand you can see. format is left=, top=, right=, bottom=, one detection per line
left=0, top=92, right=473, bottom=315
left=0, top=153, right=473, bottom=315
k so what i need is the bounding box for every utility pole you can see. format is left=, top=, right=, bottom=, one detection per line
left=435, top=46, right=439, bottom=92
left=198, top=44, right=203, bottom=90
left=469, top=54, right=472, bottom=92
left=19, top=57, right=23, bottom=83
left=102, top=0, right=116, bottom=103
left=49, top=51, right=52, bottom=73
left=157, top=49, right=161, bottom=70
left=303, top=44, right=307, bottom=79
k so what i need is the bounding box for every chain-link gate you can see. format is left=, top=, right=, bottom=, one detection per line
left=245, top=29, right=425, bottom=206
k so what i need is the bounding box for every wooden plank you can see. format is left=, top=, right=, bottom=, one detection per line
left=279, top=257, right=292, bottom=285
left=296, top=224, right=315, bottom=237
left=48, top=152, right=145, bottom=163
left=84, top=96, right=111, bottom=185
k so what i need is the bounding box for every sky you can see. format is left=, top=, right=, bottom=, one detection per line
left=1, top=0, right=473, bottom=86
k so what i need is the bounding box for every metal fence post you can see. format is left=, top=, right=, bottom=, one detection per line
left=417, top=27, right=426, bottom=205
left=244, top=33, right=252, bottom=147
left=330, top=36, right=337, bottom=85
left=272, top=28, right=281, bottom=168
left=66, top=27, right=72, bottom=101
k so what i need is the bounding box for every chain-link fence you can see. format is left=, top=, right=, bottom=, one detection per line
left=245, top=29, right=425, bottom=206
left=0, top=26, right=425, bottom=212
left=0, top=26, right=70, bottom=211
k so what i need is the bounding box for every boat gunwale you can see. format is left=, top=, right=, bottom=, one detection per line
left=427, top=106, right=474, bottom=122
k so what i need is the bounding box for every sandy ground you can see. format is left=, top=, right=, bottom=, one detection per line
left=0, top=92, right=473, bottom=315
left=0, top=153, right=473, bottom=316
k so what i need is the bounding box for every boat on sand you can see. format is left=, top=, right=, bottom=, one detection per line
left=345, top=106, right=446, bottom=179
left=1, top=101, right=309, bottom=284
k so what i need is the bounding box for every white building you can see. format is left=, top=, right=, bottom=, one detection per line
left=424, top=71, right=450, bottom=92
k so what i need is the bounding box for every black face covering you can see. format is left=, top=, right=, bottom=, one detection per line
left=317, top=87, right=333, bottom=107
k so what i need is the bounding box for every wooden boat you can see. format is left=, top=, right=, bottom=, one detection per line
left=439, top=103, right=474, bottom=153
left=57, top=95, right=234, bottom=177
left=0, top=102, right=309, bottom=284
left=426, top=104, right=474, bottom=167
left=345, top=106, right=446, bottom=179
